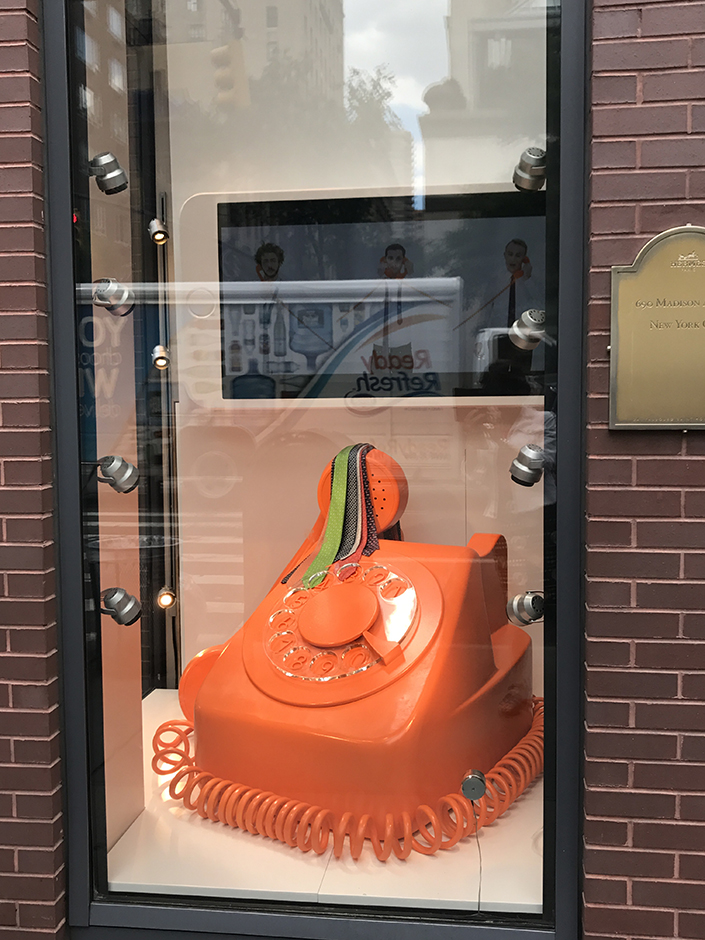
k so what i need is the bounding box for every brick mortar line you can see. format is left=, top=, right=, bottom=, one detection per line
left=0, top=485, right=54, bottom=490
left=584, top=784, right=705, bottom=788
left=586, top=455, right=705, bottom=459
left=0, top=101, right=41, bottom=109
left=0, top=250, right=47, bottom=256
left=586, top=735, right=705, bottom=741
left=587, top=668, right=705, bottom=674
left=584, top=488, right=705, bottom=496
left=588, top=140, right=705, bottom=146
left=0, top=69, right=40, bottom=81
left=586, top=695, right=705, bottom=700
left=595, top=106, right=705, bottom=112
left=0, top=547, right=55, bottom=551
left=0, top=657, right=62, bottom=664
left=594, top=0, right=705, bottom=7
left=591, top=201, right=705, bottom=208
left=590, top=232, right=697, bottom=240
left=584, top=874, right=673, bottom=883
left=587, top=608, right=705, bottom=614
left=594, top=34, right=705, bottom=41
left=585, top=515, right=705, bottom=520
left=587, top=548, right=696, bottom=553
left=570, top=901, right=679, bottom=911
left=0, top=568, right=56, bottom=574
left=586, top=579, right=705, bottom=584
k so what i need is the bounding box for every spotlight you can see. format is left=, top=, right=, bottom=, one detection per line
left=507, top=592, right=544, bottom=626
left=509, top=308, right=545, bottom=350
left=513, top=147, right=546, bottom=192
left=88, top=152, right=128, bottom=195
left=510, top=444, right=545, bottom=487
left=92, top=278, right=135, bottom=317
left=101, top=587, right=141, bottom=625
left=97, top=455, right=139, bottom=494
left=152, top=345, right=170, bottom=370
left=461, top=769, right=487, bottom=801
left=148, top=218, right=169, bottom=245
left=157, top=586, right=177, bottom=609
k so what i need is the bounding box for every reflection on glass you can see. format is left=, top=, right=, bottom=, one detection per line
left=72, top=0, right=556, bottom=919
left=161, top=0, right=549, bottom=208
left=212, top=198, right=546, bottom=401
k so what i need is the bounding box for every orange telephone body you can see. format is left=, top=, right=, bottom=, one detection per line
left=175, top=450, right=534, bottom=844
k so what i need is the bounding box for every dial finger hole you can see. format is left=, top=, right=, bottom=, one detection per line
left=283, top=588, right=309, bottom=609
left=336, top=562, right=362, bottom=582
left=307, top=570, right=330, bottom=591
left=380, top=577, right=409, bottom=600
left=364, top=565, right=389, bottom=586
left=283, top=647, right=311, bottom=674
left=269, top=630, right=296, bottom=655
left=310, top=651, right=338, bottom=677
left=269, top=609, right=297, bottom=631
left=342, top=645, right=370, bottom=671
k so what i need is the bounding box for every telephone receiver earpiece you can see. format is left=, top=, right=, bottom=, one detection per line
left=317, top=449, right=409, bottom=533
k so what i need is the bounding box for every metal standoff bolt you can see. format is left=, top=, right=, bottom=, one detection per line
left=513, top=147, right=546, bottom=192
left=507, top=592, right=545, bottom=626
left=510, top=444, right=545, bottom=487
left=509, top=308, right=545, bottom=350
left=461, top=769, right=487, bottom=801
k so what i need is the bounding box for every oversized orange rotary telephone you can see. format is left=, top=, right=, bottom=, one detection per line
left=153, top=445, right=543, bottom=861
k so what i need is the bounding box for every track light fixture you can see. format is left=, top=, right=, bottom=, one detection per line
left=148, top=218, right=169, bottom=245
left=507, top=592, right=544, bottom=626
left=509, top=308, right=545, bottom=350
left=510, top=444, right=545, bottom=487
left=101, top=587, right=141, bottom=625
left=152, top=345, right=170, bottom=370
left=513, top=147, right=546, bottom=192
left=88, top=152, right=129, bottom=195
left=92, top=278, right=135, bottom=317
left=157, top=586, right=177, bottom=609
left=97, top=455, right=139, bottom=494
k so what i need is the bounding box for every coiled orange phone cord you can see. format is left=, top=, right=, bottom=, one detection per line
left=152, top=698, right=543, bottom=861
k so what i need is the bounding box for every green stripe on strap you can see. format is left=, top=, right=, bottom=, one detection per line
left=302, top=445, right=353, bottom=587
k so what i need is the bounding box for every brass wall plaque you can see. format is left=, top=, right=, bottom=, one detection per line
left=610, top=225, right=705, bottom=429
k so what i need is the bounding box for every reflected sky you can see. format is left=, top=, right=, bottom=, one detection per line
left=344, top=0, right=449, bottom=137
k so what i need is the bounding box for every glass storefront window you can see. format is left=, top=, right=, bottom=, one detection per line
left=68, top=0, right=559, bottom=924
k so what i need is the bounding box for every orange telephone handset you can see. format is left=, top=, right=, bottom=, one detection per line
left=160, top=447, right=543, bottom=862
left=512, top=257, right=532, bottom=282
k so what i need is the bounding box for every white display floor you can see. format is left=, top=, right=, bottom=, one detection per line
left=107, top=690, right=543, bottom=913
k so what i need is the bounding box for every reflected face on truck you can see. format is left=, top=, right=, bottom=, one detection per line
left=260, top=252, right=282, bottom=280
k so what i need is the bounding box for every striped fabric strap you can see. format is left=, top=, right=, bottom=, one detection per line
left=336, top=444, right=379, bottom=574
left=360, top=445, right=379, bottom=556
left=302, top=445, right=353, bottom=586
left=284, top=444, right=380, bottom=587
left=334, top=444, right=366, bottom=563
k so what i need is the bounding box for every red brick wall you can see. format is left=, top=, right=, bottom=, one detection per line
left=3, top=0, right=705, bottom=937
left=586, top=2, right=705, bottom=939
left=0, top=1, right=64, bottom=936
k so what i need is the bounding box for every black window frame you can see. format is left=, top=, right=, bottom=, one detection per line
left=44, top=0, right=586, bottom=936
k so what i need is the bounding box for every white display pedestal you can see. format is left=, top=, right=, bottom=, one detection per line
left=107, top=690, right=543, bottom=913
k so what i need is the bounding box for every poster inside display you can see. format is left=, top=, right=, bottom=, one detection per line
left=218, top=200, right=546, bottom=400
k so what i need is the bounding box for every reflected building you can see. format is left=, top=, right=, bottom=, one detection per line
left=160, top=0, right=413, bottom=221
left=420, top=0, right=556, bottom=193
left=163, top=0, right=344, bottom=112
